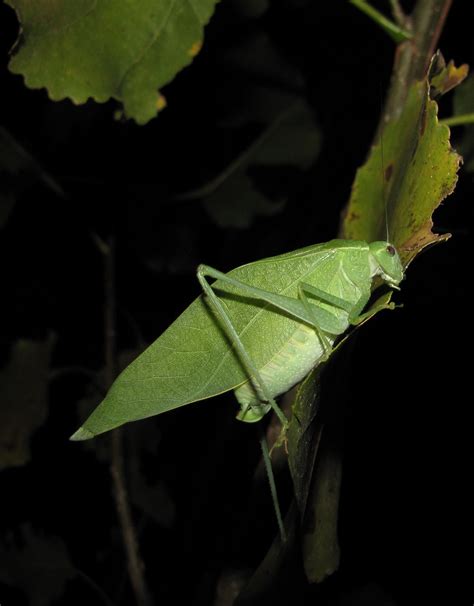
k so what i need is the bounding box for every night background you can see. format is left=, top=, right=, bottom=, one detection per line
left=0, top=1, right=472, bottom=605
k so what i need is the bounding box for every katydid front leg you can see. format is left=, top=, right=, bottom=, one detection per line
left=349, top=296, right=396, bottom=325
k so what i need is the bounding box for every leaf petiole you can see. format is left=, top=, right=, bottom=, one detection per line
left=349, top=0, right=412, bottom=43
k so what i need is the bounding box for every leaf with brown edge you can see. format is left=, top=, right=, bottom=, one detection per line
left=430, top=56, right=469, bottom=98
left=342, top=72, right=462, bottom=267
left=287, top=67, right=463, bottom=584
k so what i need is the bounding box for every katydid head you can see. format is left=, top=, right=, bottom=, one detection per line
left=369, top=241, right=404, bottom=289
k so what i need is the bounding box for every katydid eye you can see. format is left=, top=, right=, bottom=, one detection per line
left=386, top=245, right=396, bottom=256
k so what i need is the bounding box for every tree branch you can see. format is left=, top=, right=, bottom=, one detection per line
left=377, top=0, right=453, bottom=141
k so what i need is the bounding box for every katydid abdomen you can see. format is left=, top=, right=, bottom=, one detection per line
left=233, top=321, right=335, bottom=421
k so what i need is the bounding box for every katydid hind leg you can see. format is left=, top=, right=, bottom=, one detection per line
left=196, top=265, right=288, bottom=428
left=198, top=263, right=348, bottom=340
left=197, top=265, right=288, bottom=543
left=197, top=264, right=320, bottom=330
left=260, top=431, right=287, bottom=543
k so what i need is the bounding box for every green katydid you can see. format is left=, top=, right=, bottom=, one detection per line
left=71, top=237, right=404, bottom=540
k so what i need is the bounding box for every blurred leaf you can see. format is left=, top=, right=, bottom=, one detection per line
left=453, top=73, right=474, bottom=115
left=0, top=525, right=74, bottom=606
left=222, top=32, right=304, bottom=109
left=453, top=74, right=474, bottom=172
left=343, top=76, right=462, bottom=266
left=235, top=503, right=299, bottom=605
left=6, top=0, right=220, bottom=124
left=0, top=127, right=62, bottom=228
left=287, top=368, right=323, bottom=518
left=178, top=33, right=319, bottom=227
left=0, top=336, right=54, bottom=469
left=200, top=100, right=320, bottom=227
left=214, top=568, right=252, bottom=606
left=229, top=0, right=269, bottom=18
left=287, top=363, right=342, bottom=583
left=204, top=171, right=286, bottom=229
left=300, top=433, right=342, bottom=583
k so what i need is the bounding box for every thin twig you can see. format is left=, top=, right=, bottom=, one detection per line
left=389, top=0, right=407, bottom=26
left=350, top=0, right=412, bottom=43
left=98, top=234, right=152, bottom=606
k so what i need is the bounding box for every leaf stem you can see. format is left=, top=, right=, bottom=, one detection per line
left=349, top=0, right=412, bottom=43
left=440, top=113, right=474, bottom=127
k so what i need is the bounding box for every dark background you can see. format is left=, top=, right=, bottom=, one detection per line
left=0, top=1, right=472, bottom=605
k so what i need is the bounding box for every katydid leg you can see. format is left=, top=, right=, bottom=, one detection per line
left=260, top=429, right=287, bottom=542
left=197, top=265, right=288, bottom=428
left=349, top=296, right=395, bottom=325
left=297, top=283, right=334, bottom=359
left=197, top=264, right=289, bottom=543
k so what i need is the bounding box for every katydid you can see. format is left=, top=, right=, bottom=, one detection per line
left=71, top=238, right=403, bottom=540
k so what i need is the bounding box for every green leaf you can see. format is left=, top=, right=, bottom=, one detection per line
left=7, top=0, right=220, bottom=124
left=343, top=77, right=462, bottom=265
left=0, top=336, right=55, bottom=469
